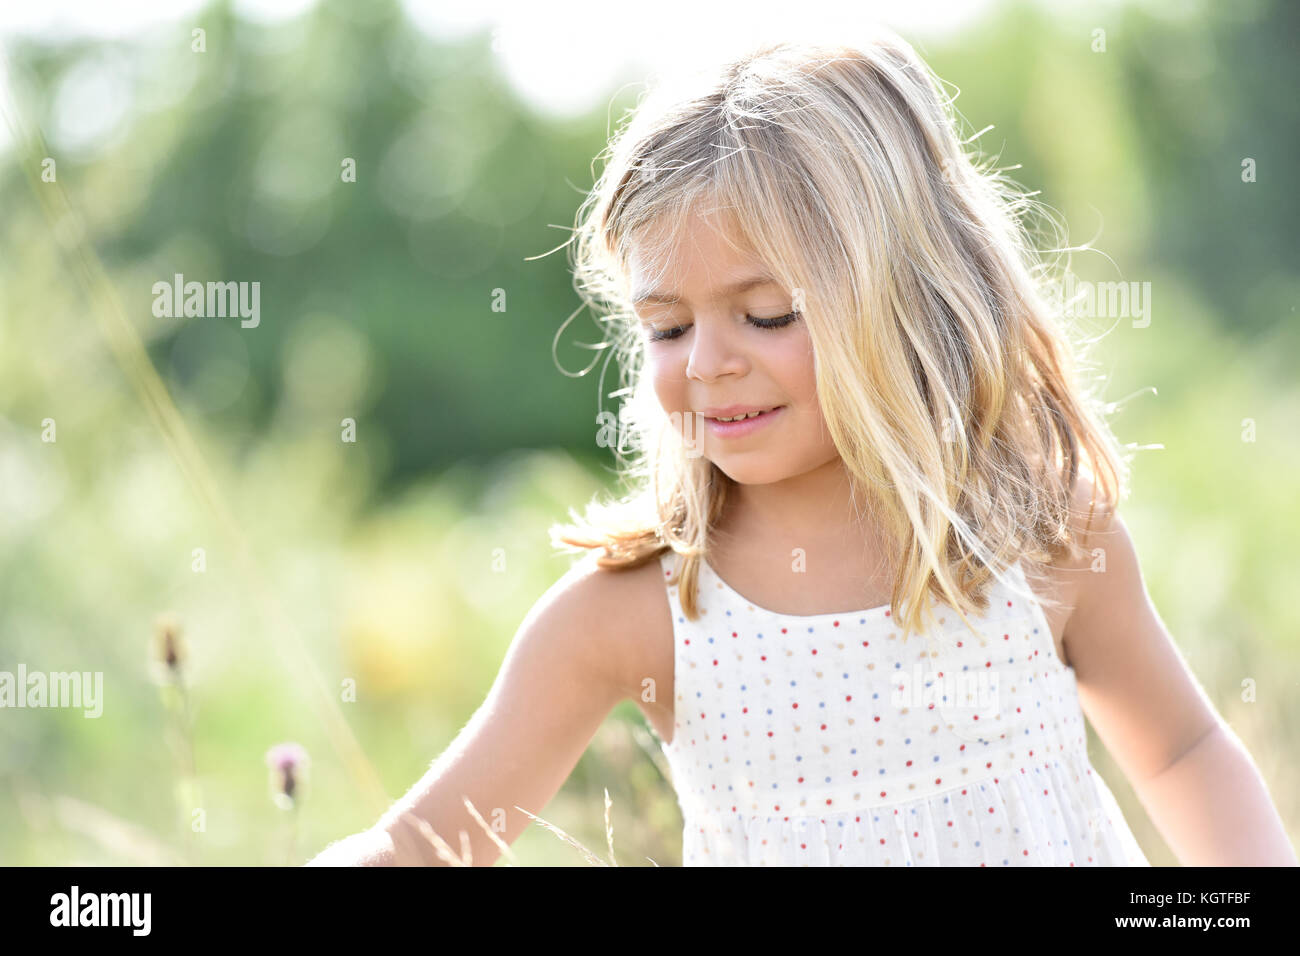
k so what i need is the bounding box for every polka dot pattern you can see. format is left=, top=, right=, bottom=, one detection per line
left=654, top=551, right=1150, bottom=867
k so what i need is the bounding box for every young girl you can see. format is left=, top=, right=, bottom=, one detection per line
left=310, top=31, right=1296, bottom=867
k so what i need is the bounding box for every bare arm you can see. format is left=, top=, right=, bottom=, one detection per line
left=305, top=827, right=398, bottom=866
left=306, top=552, right=638, bottom=866
left=1064, top=496, right=1296, bottom=866
left=1129, top=723, right=1297, bottom=865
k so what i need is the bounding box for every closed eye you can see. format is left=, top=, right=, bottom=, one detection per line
left=646, top=310, right=801, bottom=343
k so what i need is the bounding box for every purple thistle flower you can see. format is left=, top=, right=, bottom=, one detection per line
left=265, top=742, right=309, bottom=806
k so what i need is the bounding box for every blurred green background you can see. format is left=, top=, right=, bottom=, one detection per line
left=0, top=0, right=1296, bottom=865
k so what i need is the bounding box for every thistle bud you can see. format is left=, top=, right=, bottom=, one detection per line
left=151, top=615, right=186, bottom=681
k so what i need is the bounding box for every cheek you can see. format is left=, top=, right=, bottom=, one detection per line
left=647, top=347, right=686, bottom=407
left=762, top=334, right=818, bottom=406
left=765, top=337, right=832, bottom=445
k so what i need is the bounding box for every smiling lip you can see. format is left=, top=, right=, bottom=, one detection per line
left=699, top=404, right=784, bottom=420
left=699, top=404, right=785, bottom=438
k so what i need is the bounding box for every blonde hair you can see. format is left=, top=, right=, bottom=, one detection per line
left=548, top=30, right=1132, bottom=640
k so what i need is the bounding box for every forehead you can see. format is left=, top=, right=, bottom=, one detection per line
left=627, top=208, right=770, bottom=305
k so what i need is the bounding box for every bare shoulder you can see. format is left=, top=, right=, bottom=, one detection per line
left=1019, top=471, right=1119, bottom=668
left=1059, top=474, right=1150, bottom=634
left=1048, top=470, right=1137, bottom=663
left=1057, top=469, right=1125, bottom=590
left=536, top=549, right=674, bottom=707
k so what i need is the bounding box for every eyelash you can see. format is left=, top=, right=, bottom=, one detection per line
left=646, top=311, right=801, bottom=343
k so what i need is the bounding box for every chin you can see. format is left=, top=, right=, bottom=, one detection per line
left=708, top=457, right=793, bottom=486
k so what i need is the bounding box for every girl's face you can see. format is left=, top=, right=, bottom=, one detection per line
left=630, top=210, right=841, bottom=486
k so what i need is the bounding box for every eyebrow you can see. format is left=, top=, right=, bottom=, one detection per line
left=631, top=273, right=776, bottom=307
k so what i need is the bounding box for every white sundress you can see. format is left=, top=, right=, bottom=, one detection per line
left=653, top=549, right=1151, bottom=867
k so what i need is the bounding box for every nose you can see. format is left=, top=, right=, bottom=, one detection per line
left=685, top=313, right=747, bottom=382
